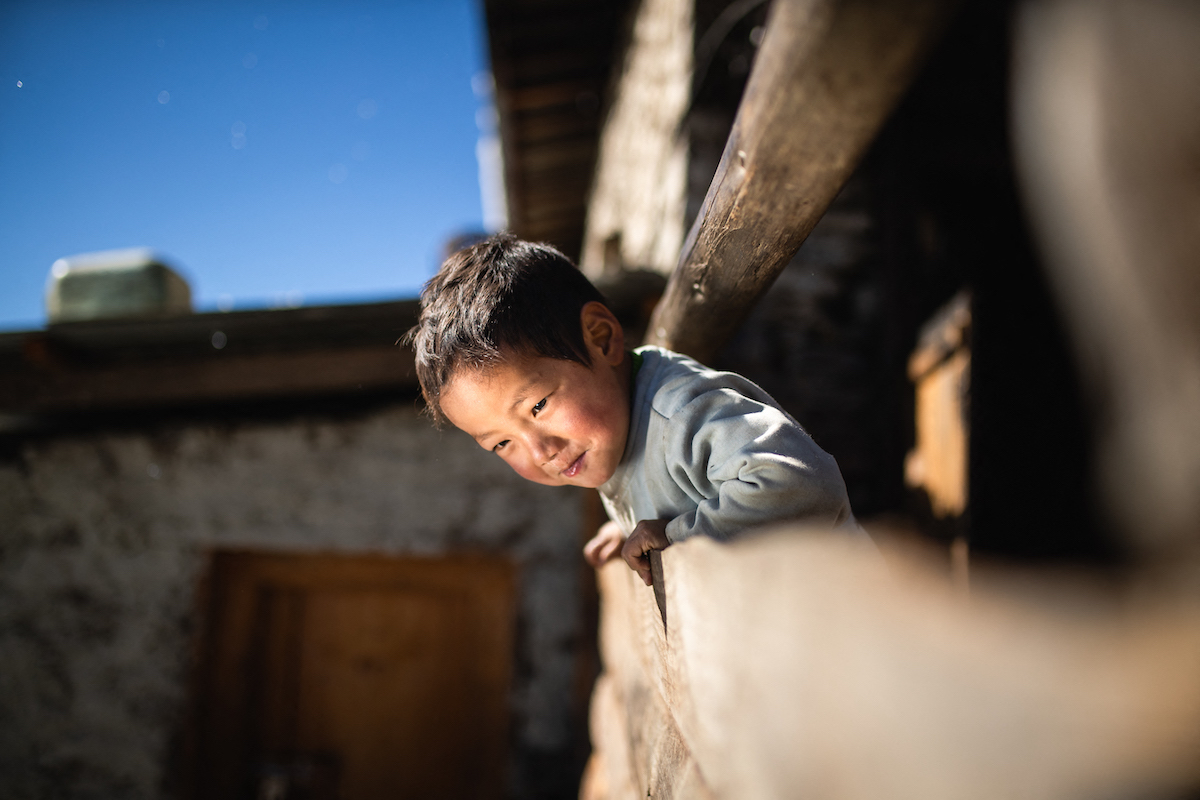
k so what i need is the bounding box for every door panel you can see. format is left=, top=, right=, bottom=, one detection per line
left=190, top=551, right=516, bottom=800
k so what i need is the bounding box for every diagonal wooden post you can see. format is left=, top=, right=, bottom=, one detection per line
left=645, top=0, right=956, bottom=363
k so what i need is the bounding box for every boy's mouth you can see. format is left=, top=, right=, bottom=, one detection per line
left=561, top=452, right=585, bottom=479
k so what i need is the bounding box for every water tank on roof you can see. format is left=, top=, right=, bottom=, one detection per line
left=45, top=248, right=192, bottom=324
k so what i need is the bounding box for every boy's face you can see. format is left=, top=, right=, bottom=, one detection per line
left=439, top=302, right=630, bottom=489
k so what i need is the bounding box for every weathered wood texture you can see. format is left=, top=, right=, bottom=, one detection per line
left=191, top=551, right=516, bottom=800
left=484, top=0, right=635, bottom=260
left=585, top=529, right=1200, bottom=799
left=645, top=0, right=954, bottom=362
left=0, top=301, right=418, bottom=413
left=905, top=292, right=971, bottom=519
left=1, top=346, right=414, bottom=413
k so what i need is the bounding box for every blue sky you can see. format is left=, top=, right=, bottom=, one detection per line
left=0, top=1, right=491, bottom=330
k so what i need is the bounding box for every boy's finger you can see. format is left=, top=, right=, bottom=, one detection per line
left=631, top=556, right=652, bottom=585
left=585, top=537, right=616, bottom=567
left=582, top=540, right=600, bottom=566
left=598, top=538, right=621, bottom=563
left=620, top=535, right=643, bottom=570
left=621, top=536, right=652, bottom=584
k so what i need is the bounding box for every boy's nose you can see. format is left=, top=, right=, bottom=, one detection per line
left=528, top=433, right=563, bottom=465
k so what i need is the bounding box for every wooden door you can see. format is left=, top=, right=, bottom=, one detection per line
left=189, top=551, right=516, bottom=800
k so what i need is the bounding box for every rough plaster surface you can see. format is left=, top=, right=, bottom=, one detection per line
left=580, top=0, right=692, bottom=277
left=0, top=405, right=584, bottom=799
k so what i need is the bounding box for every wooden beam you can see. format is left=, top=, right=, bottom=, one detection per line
left=484, top=0, right=634, bottom=260
left=0, top=345, right=415, bottom=414
left=0, top=301, right=419, bottom=413
left=585, top=528, right=1200, bottom=799
left=645, top=0, right=955, bottom=362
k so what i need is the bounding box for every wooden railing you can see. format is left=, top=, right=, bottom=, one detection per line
left=582, top=530, right=1200, bottom=799
left=583, top=0, right=1200, bottom=797
left=645, top=0, right=953, bottom=364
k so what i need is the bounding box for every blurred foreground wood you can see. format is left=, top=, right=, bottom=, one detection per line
left=581, top=528, right=1200, bottom=800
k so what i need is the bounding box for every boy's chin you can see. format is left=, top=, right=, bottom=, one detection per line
left=548, top=475, right=607, bottom=489
left=522, top=470, right=612, bottom=489
left=571, top=469, right=617, bottom=490
left=518, top=470, right=586, bottom=488
left=567, top=476, right=607, bottom=489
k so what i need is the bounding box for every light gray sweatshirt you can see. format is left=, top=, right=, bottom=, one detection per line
left=598, top=346, right=857, bottom=543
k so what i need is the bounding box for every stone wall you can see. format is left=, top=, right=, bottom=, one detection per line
left=0, top=405, right=587, bottom=799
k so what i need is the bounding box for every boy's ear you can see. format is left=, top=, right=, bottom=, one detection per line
left=580, top=301, right=625, bottom=366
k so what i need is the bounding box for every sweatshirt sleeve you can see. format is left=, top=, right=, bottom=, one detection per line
left=660, top=387, right=852, bottom=543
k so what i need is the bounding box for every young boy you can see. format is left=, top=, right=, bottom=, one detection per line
left=407, top=234, right=858, bottom=586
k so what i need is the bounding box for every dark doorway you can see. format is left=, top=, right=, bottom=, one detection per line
left=188, top=550, right=516, bottom=800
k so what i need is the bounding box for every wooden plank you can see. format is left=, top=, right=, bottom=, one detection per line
left=645, top=0, right=955, bottom=362
left=592, top=554, right=714, bottom=800
left=484, top=0, right=633, bottom=260
left=504, top=80, right=603, bottom=112
left=190, top=551, right=517, bottom=800
left=517, top=139, right=602, bottom=172
left=590, top=528, right=1200, bottom=799
left=905, top=292, right=971, bottom=519
left=0, top=300, right=420, bottom=412
left=512, top=115, right=599, bottom=144
left=908, top=348, right=970, bottom=517
left=0, top=345, right=415, bottom=413
left=907, top=291, right=971, bottom=382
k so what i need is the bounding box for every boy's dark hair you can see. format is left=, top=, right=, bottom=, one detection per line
left=406, top=233, right=607, bottom=425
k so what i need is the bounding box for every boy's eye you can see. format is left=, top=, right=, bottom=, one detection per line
left=532, top=398, right=547, bottom=416
left=492, top=439, right=510, bottom=452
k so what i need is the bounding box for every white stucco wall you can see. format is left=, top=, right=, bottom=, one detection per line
left=0, top=405, right=584, bottom=799
left=580, top=0, right=693, bottom=278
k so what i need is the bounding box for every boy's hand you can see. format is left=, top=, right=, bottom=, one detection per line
left=583, top=520, right=626, bottom=567
left=622, top=519, right=670, bottom=586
